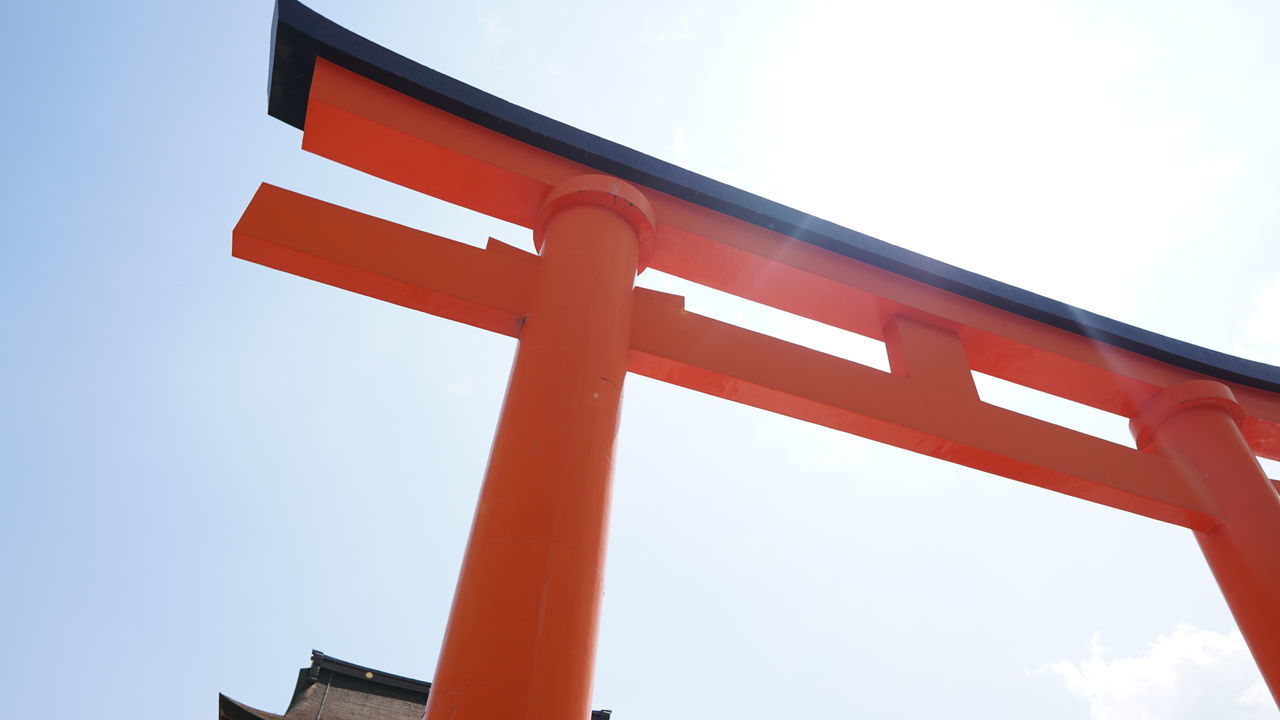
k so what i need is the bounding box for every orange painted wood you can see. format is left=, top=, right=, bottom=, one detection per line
left=303, top=59, right=561, bottom=227
left=233, top=182, right=1218, bottom=530
left=628, top=288, right=1217, bottom=530
left=298, top=58, right=1280, bottom=460
left=233, top=183, right=537, bottom=337
left=235, top=47, right=1280, bottom=713
left=883, top=314, right=979, bottom=398
left=423, top=199, right=642, bottom=720
left=1133, top=381, right=1280, bottom=707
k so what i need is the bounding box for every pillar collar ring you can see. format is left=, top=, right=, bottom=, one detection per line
left=1130, top=379, right=1245, bottom=449
left=534, top=174, right=657, bottom=272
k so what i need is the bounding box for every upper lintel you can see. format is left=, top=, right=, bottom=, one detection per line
left=266, top=0, right=1280, bottom=394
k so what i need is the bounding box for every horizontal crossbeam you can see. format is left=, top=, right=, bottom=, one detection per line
left=233, top=183, right=536, bottom=336
left=232, top=185, right=1219, bottom=530
left=628, top=290, right=1217, bottom=530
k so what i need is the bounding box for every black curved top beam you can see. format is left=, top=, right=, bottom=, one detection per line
left=265, top=0, right=1280, bottom=394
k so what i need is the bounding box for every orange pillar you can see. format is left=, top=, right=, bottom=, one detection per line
left=424, top=176, right=655, bottom=720
left=1131, top=380, right=1280, bottom=709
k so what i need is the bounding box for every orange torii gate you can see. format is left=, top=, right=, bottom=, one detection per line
left=236, top=2, right=1280, bottom=717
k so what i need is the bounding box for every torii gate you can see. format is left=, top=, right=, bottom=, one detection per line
left=236, top=2, right=1280, bottom=717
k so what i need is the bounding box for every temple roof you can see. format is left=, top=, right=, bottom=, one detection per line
left=218, top=651, right=613, bottom=720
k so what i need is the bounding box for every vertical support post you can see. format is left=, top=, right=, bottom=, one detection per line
left=1131, top=380, right=1280, bottom=710
left=424, top=176, right=655, bottom=720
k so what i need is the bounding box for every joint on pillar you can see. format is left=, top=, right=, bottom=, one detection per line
left=1129, top=379, right=1245, bottom=450
left=534, top=174, right=657, bottom=272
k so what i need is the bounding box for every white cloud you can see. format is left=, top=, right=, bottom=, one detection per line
left=1033, top=625, right=1276, bottom=719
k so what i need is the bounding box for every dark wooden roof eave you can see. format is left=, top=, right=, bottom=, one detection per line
left=219, top=693, right=283, bottom=720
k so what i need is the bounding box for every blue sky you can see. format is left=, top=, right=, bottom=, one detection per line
left=3, top=1, right=1279, bottom=718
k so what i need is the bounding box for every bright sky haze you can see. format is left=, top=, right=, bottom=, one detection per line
left=3, top=1, right=1279, bottom=719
